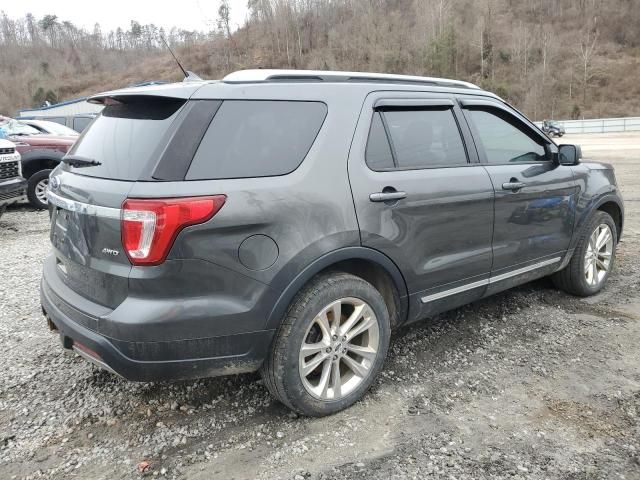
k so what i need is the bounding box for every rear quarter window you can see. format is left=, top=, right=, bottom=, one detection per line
left=185, top=100, right=327, bottom=180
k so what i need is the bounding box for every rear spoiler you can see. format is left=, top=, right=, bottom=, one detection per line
left=89, top=82, right=208, bottom=105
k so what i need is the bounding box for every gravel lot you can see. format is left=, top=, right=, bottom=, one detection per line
left=1, top=133, right=639, bottom=480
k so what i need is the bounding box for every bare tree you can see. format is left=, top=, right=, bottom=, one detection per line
left=578, top=21, right=599, bottom=104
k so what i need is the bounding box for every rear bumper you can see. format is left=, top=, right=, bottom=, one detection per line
left=0, top=177, right=27, bottom=206
left=41, top=271, right=275, bottom=382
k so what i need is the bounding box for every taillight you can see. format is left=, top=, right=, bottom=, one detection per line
left=121, top=196, right=226, bottom=266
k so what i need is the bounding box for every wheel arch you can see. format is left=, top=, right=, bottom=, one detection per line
left=21, top=150, right=63, bottom=179
left=265, top=247, right=409, bottom=331
left=596, top=199, right=623, bottom=242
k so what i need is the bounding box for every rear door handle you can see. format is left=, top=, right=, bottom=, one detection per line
left=502, top=181, right=526, bottom=191
left=369, top=191, right=407, bottom=202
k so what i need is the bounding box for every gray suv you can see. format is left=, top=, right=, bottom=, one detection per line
left=41, top=70, right=624, bottom=416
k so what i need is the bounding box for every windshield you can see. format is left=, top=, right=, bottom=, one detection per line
left=34, top=122, right=79, bottom=136
left=0, top=119, right=40, bottom=136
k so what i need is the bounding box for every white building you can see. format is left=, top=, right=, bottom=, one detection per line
left=18, top=97, right=104, bottom=118
left=17, top=97, right=104, bottom=132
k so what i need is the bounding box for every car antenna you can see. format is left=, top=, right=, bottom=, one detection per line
left=159, top=35, right=203, bottom=82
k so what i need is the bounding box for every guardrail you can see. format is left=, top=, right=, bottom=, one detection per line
left=534, top=117, right=640, bottom=134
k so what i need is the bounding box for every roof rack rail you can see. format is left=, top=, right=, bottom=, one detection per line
left=222, top=69, right=480, bottom=90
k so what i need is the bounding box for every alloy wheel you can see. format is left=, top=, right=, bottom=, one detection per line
left=584, top=223, right=613, bottom=287
left=35, top=178, right=49, bottom=205
left=298, top=297, right=380, bottom=401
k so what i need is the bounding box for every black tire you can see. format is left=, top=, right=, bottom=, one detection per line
left=552, top=211, right=617, bottom=296
left=27, top=169, right=52, bottom=210
left=261, top=272, right=391, bottom=417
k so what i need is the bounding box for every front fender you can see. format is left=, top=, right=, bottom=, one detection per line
left=570, top=192, right=624, bottom=252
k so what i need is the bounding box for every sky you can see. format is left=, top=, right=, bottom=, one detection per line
left=0, top=0, right=249, bottom=32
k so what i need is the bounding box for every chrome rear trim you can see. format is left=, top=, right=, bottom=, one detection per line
left=47, top=190, right=121, bottom=220
left=72, top=345, right=118, bottom=375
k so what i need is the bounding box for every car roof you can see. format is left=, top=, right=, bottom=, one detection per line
left=89, top=69, right=502, bottom=104
left=222, top=69, right=481, bottom=90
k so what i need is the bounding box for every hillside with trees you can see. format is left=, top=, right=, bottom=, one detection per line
left=1, top=0, right=640, bottom=120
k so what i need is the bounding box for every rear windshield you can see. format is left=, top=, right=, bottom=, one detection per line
left=185, top=100, right=327, bottom=180
left=66, top=96, right=185, bottom=180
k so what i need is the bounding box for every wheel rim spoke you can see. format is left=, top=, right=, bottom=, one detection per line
left=301, top=341, right=328, bottom=356
left=302, top=352, right=328, bottom=376
left=596, top=228, right=611, bottom=250
left=331, top=360, right=342, bottom=398
left=299, top=297, right=380, bottom=401
left=342, top=354, right=369, bottom=378
left=346, top=343, right=377, bottom=362
left=316, top=359, right=332, bottom=398
left=345, top=313, right=375, bottom=342
left=338, top=303, right=365, bottom=337
left=315, top=311, right=332, bottom=341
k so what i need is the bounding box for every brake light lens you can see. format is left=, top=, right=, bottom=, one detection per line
left=121, top=196, right=226, bottom=266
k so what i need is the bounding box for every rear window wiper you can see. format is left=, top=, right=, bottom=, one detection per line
left=61, top=155, right=102, bottom=168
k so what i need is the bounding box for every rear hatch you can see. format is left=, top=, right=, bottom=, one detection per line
left=48, top=95, right=189, bottom=309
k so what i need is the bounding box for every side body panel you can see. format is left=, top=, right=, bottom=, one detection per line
left=347, top=91, right=495, bottom=323
left=458, top=97, right=578, bottom=289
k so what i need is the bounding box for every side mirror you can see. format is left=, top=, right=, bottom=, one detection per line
left=557, top=144, right=582, bottom=166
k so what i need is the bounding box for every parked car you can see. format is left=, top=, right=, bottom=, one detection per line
left=41, top=70, right=624, bottom=416
left=20, top=119, right=80, bottom=137
left=0, top=139, right=27, bottom=219
left=0, top=116, right=75, bottom=209
left=541, top=119, right=565, bottom=137
left=16, top=114, right=96, bottom=133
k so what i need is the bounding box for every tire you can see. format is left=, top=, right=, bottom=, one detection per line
left=261, top=272, right=391, bottom=416
left=27, top=169, right=52, bottom=210
left=552, top=211, right=617, bottom=296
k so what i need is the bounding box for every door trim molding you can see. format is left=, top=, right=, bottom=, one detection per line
left=421, top=278, right=489, bottom=303
left=489, top=257, right=561, bottom=283
left=420, top=256, right=562, bottom=303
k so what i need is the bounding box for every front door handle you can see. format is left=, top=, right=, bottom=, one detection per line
left=502, top=180, right=526, bottom=191
left=369, top=190, right=407, bottom=202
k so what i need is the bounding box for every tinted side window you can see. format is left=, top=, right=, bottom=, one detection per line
left=467, top=109, right=547, bottom=164
left=382, top=109, right=467, bottom=169
left=186, top=100, right=327, bottom=180
left=365, top=112, right=394, bottom=170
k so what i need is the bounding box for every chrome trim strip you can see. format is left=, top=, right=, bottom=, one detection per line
left=489, top=257, right=562, bottom=283
left=421, top=278, right=490, bottom=303
left=421, top=257, right=562, bottom=303
left=47, top=190, right=121, bottom=220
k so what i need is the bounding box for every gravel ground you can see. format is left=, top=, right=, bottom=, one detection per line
left=1, top=133, right=639, bottom=480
